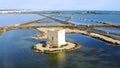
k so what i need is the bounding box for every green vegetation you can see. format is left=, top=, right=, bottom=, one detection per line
left=51, top=44, right=68, bottom=48
left=52, top=46, right=58, bottom=48
left=60, top=44, right=68, bottom=48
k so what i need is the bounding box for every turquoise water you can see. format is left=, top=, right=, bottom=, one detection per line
left=0, top=29, right=120, bottom=68
left=0, top=14, right=43, bottom=26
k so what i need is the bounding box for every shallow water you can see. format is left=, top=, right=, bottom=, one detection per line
left=0, top=29, right=120, bottom=68
left=0, top=14, right=43, bottom=26
left=29, top=19, right=62, bottom=26
left=94, top=27, right=120, bottom=35
left=50, top=13, right=120, bottom=25
left=70, top=14, right=120, bottom=24
left=0, top=11, right=120, bottom=68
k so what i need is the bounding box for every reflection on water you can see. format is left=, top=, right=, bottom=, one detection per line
left=65, top=46, right=120, bottom=68
left=47, top=53, right=66, bottom=68
left=0, top=29, right=120, bottom=68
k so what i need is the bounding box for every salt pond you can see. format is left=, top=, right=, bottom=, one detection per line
left=0, top=29, right=120, bottom=68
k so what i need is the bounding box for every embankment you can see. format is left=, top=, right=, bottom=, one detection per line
left=34, top=27, right=120, bottom=46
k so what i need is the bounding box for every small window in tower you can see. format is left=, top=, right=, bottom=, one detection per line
left=52, top=36, right=54, bottom=40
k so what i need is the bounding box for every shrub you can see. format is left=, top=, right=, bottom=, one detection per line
left=60, top=44, right=68, bottom=48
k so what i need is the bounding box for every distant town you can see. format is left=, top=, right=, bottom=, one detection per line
left=0, top=9, right=119, bottom=15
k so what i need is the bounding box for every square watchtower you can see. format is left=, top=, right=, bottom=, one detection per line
left=47, top=29, right=66, bottom=48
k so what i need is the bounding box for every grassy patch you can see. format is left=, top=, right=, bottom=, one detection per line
left=60, top=44, right=68, bottom=48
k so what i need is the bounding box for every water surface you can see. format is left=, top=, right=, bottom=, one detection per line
left=0, top=29, right=120, bottom=68
left=29, top=19, right=62, bottom=26
left=0, top=14, right=43, bottom=26
left=95, top=27, right=120, bottom=35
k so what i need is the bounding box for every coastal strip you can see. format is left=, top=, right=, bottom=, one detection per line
left=90, top=33, right=120, bottom=45
left=1, top=24, right=120, bottom=46
left=0, top=28, right=4, bottom=35
left=20, top=17, right=48, bottom=25
left=33, top=27, right=120, bottom=46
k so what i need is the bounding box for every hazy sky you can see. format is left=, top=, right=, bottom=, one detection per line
left=0, top=0, right=119, bottom=11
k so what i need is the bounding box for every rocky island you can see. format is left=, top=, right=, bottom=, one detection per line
left=32, top=29, right=80, bottom=53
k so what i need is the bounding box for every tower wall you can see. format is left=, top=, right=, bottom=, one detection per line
left=47, top=29, right=66, bottom=48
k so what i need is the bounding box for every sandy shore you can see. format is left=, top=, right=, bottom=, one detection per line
left=32, top=27, right=120, bottom=46
left=32, top=27, right=81, bottom=39
left=90, top=33, right=120, bottom=45
left=32, top=42, right=80, bottom=53
left=0, top=27, right=5, bottom=35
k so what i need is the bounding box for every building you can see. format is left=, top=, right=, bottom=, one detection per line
left=47, top=29, right=66, bottom=48
left=0, top=9, right=30, bottom=14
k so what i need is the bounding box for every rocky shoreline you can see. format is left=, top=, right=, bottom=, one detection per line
left=32, top=42, right=80, bottom=53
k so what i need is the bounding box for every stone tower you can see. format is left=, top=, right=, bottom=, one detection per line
left=47, top=29, right=66, bottom=48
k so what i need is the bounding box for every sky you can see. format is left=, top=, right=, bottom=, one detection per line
left=0, top=0, right=119, bottom=11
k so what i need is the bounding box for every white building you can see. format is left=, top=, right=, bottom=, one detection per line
left=47, top=29, right=66, bottom=48
left=0, top=9, right=30, bottom=14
